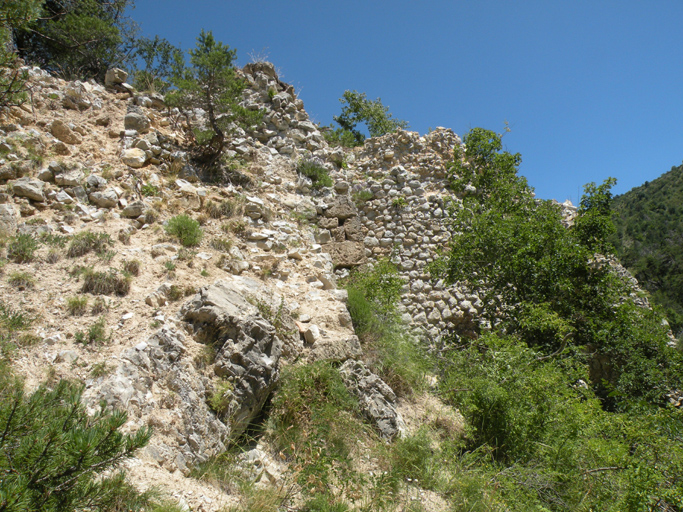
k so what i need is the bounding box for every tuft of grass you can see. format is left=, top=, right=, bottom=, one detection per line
left=45, top=249, right=61, bottom=264
left=7, top=234, right=39, bottom=263
left=66, top=296, right=88, bottom=316
left=67, top=231, right=114, bottom=258
left=40, top=232, right=69, bottom=248
left=74, top=317, right=110, bottom=345
left=209, top=238, right=232, bottom=252
left=222, top=219, right=246, bottom=236
left=204, top=197, right=244, bottom=219
left=165, top=214, right=203, bottom=247
left=81, top=268, right=131, bottom=296
left=122, top=259, right=141, bottom=276
left=167, top=284, right=183, bottom=301
left=90, top=361, right=113, bottom=378
left=8, top=271, right=35, bottom=289
left=91, top=297, right=109, bottom=315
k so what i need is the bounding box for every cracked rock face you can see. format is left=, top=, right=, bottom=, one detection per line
left=180, top=279, right=284, bottom=438
left=85, top=328, right=229, bottom=475
left=339, top=359, right=406, bottom=440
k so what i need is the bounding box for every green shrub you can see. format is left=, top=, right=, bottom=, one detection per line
left=67, top=231, right=113, bottom=258
left=81, top=268, right=131, bottom=296
left=7, top=233, right=38, bottom=263
left=267, top=362, right=362, bottom=498
left=165, top=214, right=203, bottom=247
left=39, top=232, right=69, bottom=248
left=140, top=183, right=159, bottom=196
left=0, top=378, right=152, bottom=511
left=167, top=284, right=183, bottom=301
left=297, top=156, right=333, bottom=190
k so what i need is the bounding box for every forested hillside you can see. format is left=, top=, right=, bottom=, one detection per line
left=611, top=163, right=683, bottom=336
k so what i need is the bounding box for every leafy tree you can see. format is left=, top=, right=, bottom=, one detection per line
left=166, top=30, right=261, bottom=164
left=0, top=378, right=153, bottom=511
left=0, top=0, right=42, bottom=107
left=327, top=90, right=408, bottom=147
left=434, top=127, right=681, bottom=408
left=131, top=35, right=182, bottom=94
left=13, top=0, right=137, bottom=81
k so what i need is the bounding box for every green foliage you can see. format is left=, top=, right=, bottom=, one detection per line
left=329, top=90, right=409, bottom=147
left=208, top=379, right=233, bottom=416
left=611, top=163, right=683, bottom=336
left=439, top=332, right=683, bottom=510
left=296, top=156, right=333, bottom=189
left=0, top=378, right=152, bottom=511
left=67, top=231, right=114, bottom=258
left=7, top=233, right=38, bottom=263
left=204, top=197, right=243, bottom=219
left=13, top=0, right=136, bottom=81
left=345, top=260, right=426, bottom=396
left=267, top=361, right=363, bottom=502
left=167, top=30, right=262, bottom=163
left=165, top=214, right=203, bottom=247
left=131, top=35, right=182, bottom=93
left=0, top=0, right=41, bottom=107
left=435, top=127, right=681, bottom=409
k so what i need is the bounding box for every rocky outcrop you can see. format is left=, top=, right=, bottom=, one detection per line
left=86, top=328, right=229, bottom=475
left=339, top=359, right=406, bottom=440
left=180, top=279, right=285, bottom=438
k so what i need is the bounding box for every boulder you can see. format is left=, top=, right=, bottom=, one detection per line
left=0, top=204, right=17, bottom=236
left=324, top=241, right=366, bottom=268
left=124, top=105, right=151, bottom=134
left=62, top=82, right=92, bottom=110
left=50, top=120, right=82, bottom=145
left=105, top=68, right=128, bottom=86
left=89, top=188, right=119, bottom=208
left=121, top=200, right=147, bottom=218
left=180, top=280, right=284, bottom=438
left=121, top=148, right=147, bottom=168
left=323, top=196, right=357, bottom=221
left=339, top=359, right=406, bottom=440
left=11, top=177, right=45, bottom=202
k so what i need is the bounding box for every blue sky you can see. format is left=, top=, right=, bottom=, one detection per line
left=130, top=0, right=683, bottom=202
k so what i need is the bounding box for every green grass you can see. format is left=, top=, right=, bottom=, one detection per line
left=8, top=271, right=35, bottom=289
left=74, top=317, right=110, bottom=345
left=66, top=296, right=88, bottom=316
left=67, top=231, right=114, bottom=258
left=7, top=234, right=39, bottom=263
left=81, top=268, right=131, bottom=296
left=165, top=214, right=203, bottom=247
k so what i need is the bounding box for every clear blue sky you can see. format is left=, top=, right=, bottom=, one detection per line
left=129, top=0, right=683, bottom=202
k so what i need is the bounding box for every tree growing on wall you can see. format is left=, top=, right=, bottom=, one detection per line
left=166, top=29, right=261, bottom=164
left=326, top=89, right=408, bottom=147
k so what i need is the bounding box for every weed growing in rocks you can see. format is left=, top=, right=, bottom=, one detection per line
left=8, top=271, right=35, bottom=289
left=81, top=268, right=131, bottom=296
left=297, top=156, right=333, bottom=190
left=66, top=296, right=88, bottom=316
left=67, top=231, right=114, bottom=258
left=122, top=259, right=141, bottom=276
left=74, top=317, right=110, bottom=345
left=7, top=234, right=39, bottom=263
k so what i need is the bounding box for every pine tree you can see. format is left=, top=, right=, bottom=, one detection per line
left=166, top=30, right=261, bottom=164
left=0, top=378, right=152, bottom=511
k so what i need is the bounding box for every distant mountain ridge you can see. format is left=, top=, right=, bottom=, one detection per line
left=611, top=162, right=683, bottom=335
